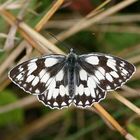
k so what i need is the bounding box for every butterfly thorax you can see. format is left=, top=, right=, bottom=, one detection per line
left=67, top=51, right=77, bottom=98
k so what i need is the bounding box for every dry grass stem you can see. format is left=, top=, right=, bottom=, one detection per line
left=17, top=0, right=31, bottom=19
left=90, top=107, right=116, bottom=131
left=0, top=10, right=65, bottom=54
left=0, top=42, right=25, bottom=76
left=90, top=25, right=140, bottom=34
left=93, top=104, right=127, bottom=136
left=0, top=33, right=19, bottom=40
left=46, top=14, right=140, bottom=29
left=0, top=0, right=22, bottom=10
left=19, top=21, right=65, bottom=54
left=113, top=92, right=140, bottom=115
left=132, top=66, right=140, bottom=80
left=117, top=44, right=140, bottom=58
left=3, top=25, right=17, bottom=51
left=100, top=14, right=140, bottom=23
left=5, top=109, right=71, bottom=140
left=90, top=101, right=138, bottom=140
left=53, top=0, right=137, bottom=42
left=122, top=85, right=140, bottom=96
left=125, top=134, right=138, bottom=140
left=127, top=54, right=140, bottom=64
left=0, top=96, right=37, bottom=114
left=0, top=78, right=11, bottom=92
left=87, top=0, right=111, bottom=18
left=35, top=0, right=64, bottom=31
left=108, top=86, right=140, bottom=98
left=3, top=0, right=32, bottom=51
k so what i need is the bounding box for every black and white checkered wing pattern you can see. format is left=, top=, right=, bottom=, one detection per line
left=37, top=64, right=72, bottom=109
left=9, top=51, right=136, bottom=109
left=74, top=64, right=106, bottom=107
left=8, top=55, right=66, bottom=95
left=78, top=53, right=136, bottom=91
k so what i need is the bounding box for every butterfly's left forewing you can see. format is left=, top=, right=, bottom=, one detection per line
left=9, top=55, right=66, bottom=95
left=78, top=53, right=136, bottom=91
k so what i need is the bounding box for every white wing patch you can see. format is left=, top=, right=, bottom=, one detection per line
left=27, top=62, right=37, bottom=76
left=86, top=56, right=99, bottom=65
left=105, top=73, right=113, bottom=82
left=39, top=69, right=46, bottom=79
left=32, top=77, right=40, bottom=86
left=44, top=58, right=58, bottom=67
left=95, top=70, right=105, bottom=80
left=41, top=73, right=50, bottom=83
left=56, top=70, right=64, bottom=81
left=110, top=71, right=119, bottom=78
left=79, top=69, right=87, bottom=80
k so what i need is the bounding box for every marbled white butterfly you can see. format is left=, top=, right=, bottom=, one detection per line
left=8, top=48, right=136, bottom=109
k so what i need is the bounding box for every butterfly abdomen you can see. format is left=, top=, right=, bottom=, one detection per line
left=67, top=52, right=77, bottom=98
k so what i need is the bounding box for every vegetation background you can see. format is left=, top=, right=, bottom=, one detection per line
left=0, top=0, right=140, bottom=140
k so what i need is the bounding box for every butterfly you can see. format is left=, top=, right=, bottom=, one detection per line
left=8, top=48, right=136, bottom=109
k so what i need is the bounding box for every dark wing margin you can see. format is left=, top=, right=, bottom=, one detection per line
left=37, top=64, right=73, bottom=109
left=73, top=63, right=106, bottom=108
left=78, top=53, right=136, bottom=91
left=8, top=54, right=66, bottom=95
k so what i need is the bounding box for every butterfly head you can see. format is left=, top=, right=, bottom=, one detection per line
left=69, top=48, right=76, bottom=54
left=68, top=48, right=76, bottom=56
left=67, top=48, right=77, bottom=62
left=70, top=48, right=74, bottom=53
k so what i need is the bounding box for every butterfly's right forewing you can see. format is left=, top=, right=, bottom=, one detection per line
left=9, top=55, right=66, bottom=95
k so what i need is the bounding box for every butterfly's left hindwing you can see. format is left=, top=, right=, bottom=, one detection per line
left=9, top=55, right=66, bottom=95
left=78, top=53, right=136, bottom=91
left=37, top=64, right=73, bottom=109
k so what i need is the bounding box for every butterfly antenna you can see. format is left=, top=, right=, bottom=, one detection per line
left=46, top=32, right=71, bottom=53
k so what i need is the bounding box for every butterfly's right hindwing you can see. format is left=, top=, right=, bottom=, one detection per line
left=9, top=55, right=66, bottom=95
left=73, top=63, right=106, bottom=107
